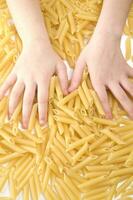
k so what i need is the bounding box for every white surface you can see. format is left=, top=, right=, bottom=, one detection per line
left=0, top=35, right=133, bottom=200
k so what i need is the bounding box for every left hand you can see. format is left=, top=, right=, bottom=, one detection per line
left=68, top=32, right=133, bottom=119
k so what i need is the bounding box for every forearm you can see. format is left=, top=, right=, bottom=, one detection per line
left=94, top=0, right=133, bottom=38
left=6, top=0, right=50, bottom=46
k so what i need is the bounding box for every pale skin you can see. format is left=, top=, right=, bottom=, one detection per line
left=0, top=0, right=133, bottom=128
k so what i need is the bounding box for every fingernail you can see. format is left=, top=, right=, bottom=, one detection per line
left=68, top=87, right=72, bottom=92
left=40, top=120, right=45, bottom=125
left=23, top=121, right=28, bottom=129
left=106, top=113, right=112, bottom=119
left=64, top=90, right=68, bottom=95
left=8, top=112, right=12, bottom=120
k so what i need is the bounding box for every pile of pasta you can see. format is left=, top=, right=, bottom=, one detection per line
left=1, top=73, right=133, bottom=200
left=0, top=0, right=133, bottom=200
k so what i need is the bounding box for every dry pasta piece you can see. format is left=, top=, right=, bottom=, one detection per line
left=54, top=182, right=67, bottom=200
left=83, top=186, right=108, bottom=199
left=78, top=86, right=89, bottom=109
left=28, top=103, right=38, bottom=130
left=90, top=89, right=105, bottom=116
left=125, top=150, right=133, bottom=166
left=0, top=128, right=14, bottom=143
left=78, top=175, right=107, bottom=189
left=89, top=135, right=108, bottom=151
left=125, top=36, right=132, bottom=60
left=74, top=95, right=81, bottom=111
left=72, top=142, right=88, bottom=165
left=16, top=158, right=35, bottom=183
left=0, top=48, right=16, bottom=70
left=1, top=139, right=26, bottom=153
left=66, top=134, right=94, bottom=151
left=0, top=152, right=23, bottom=164
left=110, top=167, right=133, bottom=178
left=108, top=184, right=117, bottom=200
left=59, top=89, right=78, bottom=105
left=59, top=20, right=69, bottom=45
left=54, top=115, right=75, bottom=124
left=9, top=167, right=16, bottom=199
left=14, top=156, right=32, bottom=179
left=71, top=155, right=97, bottom=171
left=35, top=120, right=44, bottom=138
left=29, top=175, right=38, bottom=200
left=49, top=76, right=56, bottom=100
left=93, top=117, right=118, bottom=126
left=44, top=156, right=60, bottom=176
left=71, top=123, right=87, bottom=138
left=64, top=173, right=80, bottom=198
left=57, top=178, right=77, bottom=200
left=68, top=12, right=76, bottom=34
left=42, top=164, right=51, bottom=191
left=23, top=183, right=30, bottom=200
left=82, top=80, right=93, bottom=106
left=86, top=165, right=115, bottom=172
left=55, top=77, right=63, bottom=100
left=21, top=130, right=43, bottom=143
left=56, top=121, right=64, bottom=135
left=108, top=145, right=133, bottom=160
left=117, top=176, right=133, bottom=195
left=101, top=128, right=125, bottom=145
left=17, top=167, right=34, bottom=191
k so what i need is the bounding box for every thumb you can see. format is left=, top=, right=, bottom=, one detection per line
left=56, top=62, right=68, bottom=95
left=68, top=57, right=85, bottom=92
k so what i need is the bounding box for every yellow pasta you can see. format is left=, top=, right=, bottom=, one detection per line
left=101, top=128, right=125, bottom=145
left=90, top=89, right=105, bottom=116
left=42, top=164, right=51, bottom=191
left=125, top=36, right=132, bottom=60
left=66, top=134, right=94, bottom=151
left=72, top=142, right=88, bottom=165
left=29, top=175, right=38, bottom=200
left=78, top=175, right=107, bottom=189
left=78, top=86, right=89, bottom=109
left=59, top=89, right=78, bottom=105
left=28, top=103, right=38, bottom=130
left=23, top=183, right=30, bottom=200
left=0, top=1, right=133, bottom=199
left=68, top=12, right=76, bottom=34
left=0, top=152, right=23, bottom=164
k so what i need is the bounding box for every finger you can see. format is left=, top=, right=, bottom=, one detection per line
left=127, top=66, right=133, bottom=77
left=56, top=63, right=68, bottom=95
left=68, top=57, right=85, bottom=92
left=37, top=79, right=49, bottom=125
left=109, top=82, right=133, bottom=118
left=93, top=83, right=112, bottom=118
left=120, top=77, right=133, bottom=97
left=9, top=80, right=25, bottom=118
left=0, top=73, right=16, bottom=100
left=22, top=82, right=36, bottom=128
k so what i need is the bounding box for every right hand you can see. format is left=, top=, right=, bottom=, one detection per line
left=0, top=39, right=68, bottom=128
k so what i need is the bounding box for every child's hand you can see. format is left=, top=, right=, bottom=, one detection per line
left=69, top=32, right=133, bottom=119
left=0, top=40, right=68, bottom=128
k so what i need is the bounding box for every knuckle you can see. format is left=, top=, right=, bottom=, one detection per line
left=100, top=97, right=107, bottom=104
left=119, top=93, right=127, bottom=102
left=38, top=98, right=48, bottom=104
left=23, top=99, right=32, bottom=106
left=72, top=79, right=79, bottom=87
left=11, top=90, right=19, bottom=98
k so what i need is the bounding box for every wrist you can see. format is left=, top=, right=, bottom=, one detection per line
left=22, top=35, right=52, bottom=49
left=21, top=25, right=51, bottom=48
left=92, top=26, right=122, bottom=43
